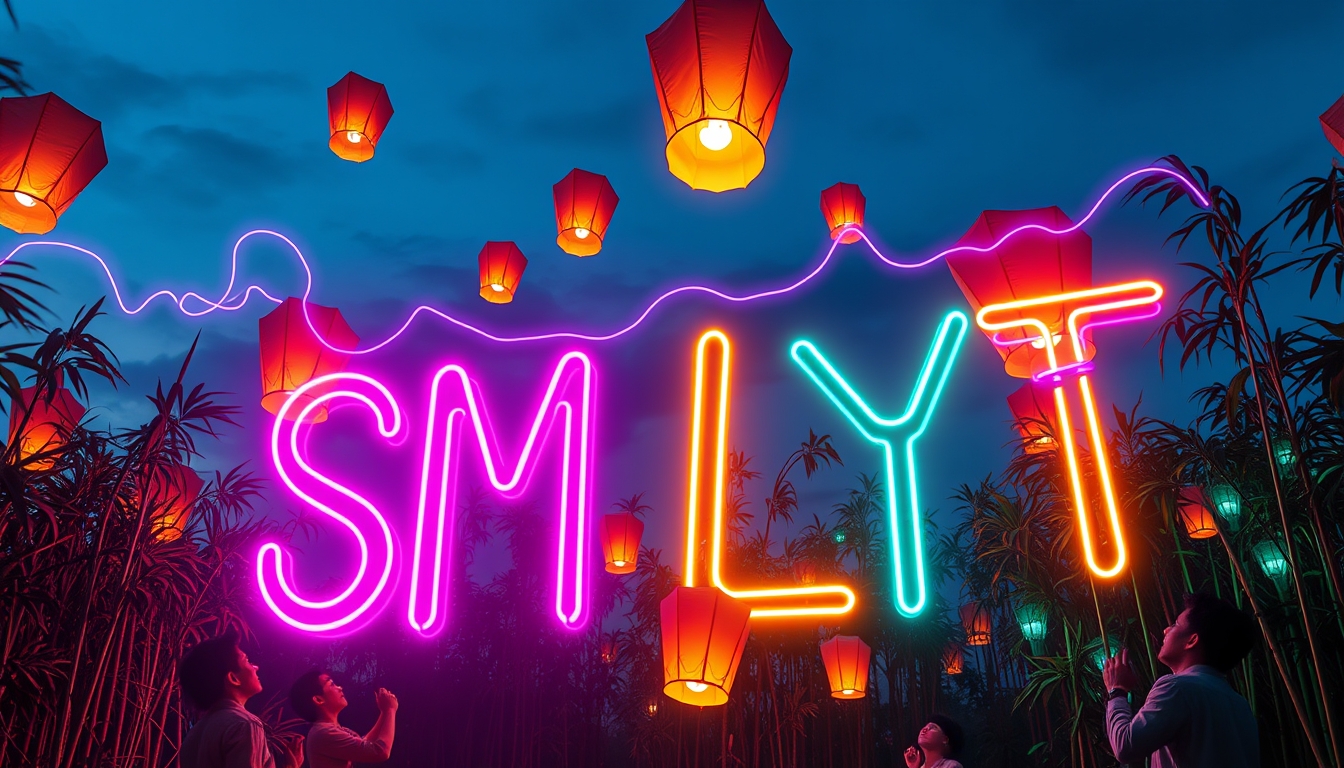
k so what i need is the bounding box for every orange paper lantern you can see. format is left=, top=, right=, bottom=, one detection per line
left=478, top=242, right=528, bottom=304
left=554, top=169, right=619, bottom=257
left=1177, top=486, right=1218, bottom=540
left=960, top=602, right=991, bottom=646
left=258, top=298, right=360, bottom=423
left=327, top=72, right=394, bottom=162
left=599, top=512, right=644, bottom=574
left=819, top=635, right=871, bottom=699
left=0, top=93, right=107, bottom=234
left=941, top=645, right=964, bottom=675
left=1322, top=92, right=1344, bottom=157
left=145, top=465, right=204, bottom=542
left=645, top=0, right=792, bottom=192
left=1007, top=381, right=1057, bottom=453
left=8, top=376, right=85, bottom=469
left=793, top=560, right=817, bottom=586
left=661, top=586, right=752, bottom=706
left=820, top=183, right=865, bottom=244
left=946, top=207, right=1095, bottom=378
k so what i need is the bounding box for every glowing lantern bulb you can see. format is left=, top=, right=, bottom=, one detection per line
left=574, top=227, right=590, bottom=239
left=833, top=529, right=846, bottom=544
left=612, top=559, right=626, bottom=567
left=842, top=689, right=855, bottom=695
left=685, top=681, right=708, bottom=692
left=346, top=131, right=362, bottom=143
left=698, top=120, right=732, bottom=151
left=13, top=191, right=36, bottom=207
left=490, top=284, right=505, bottom=292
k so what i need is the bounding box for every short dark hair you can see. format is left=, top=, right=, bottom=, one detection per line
left=179, top=630, right=242, bottom=710
left=289, top=668, right=328, bottom=722
left=1183, top=592, right=1259, bottom=672
left=928, top=713, right=964, bottom=756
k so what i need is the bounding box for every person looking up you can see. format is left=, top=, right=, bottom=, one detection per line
left=288, top=669, right=398, bottom=768
left=904, top=713, right=965, bottom=768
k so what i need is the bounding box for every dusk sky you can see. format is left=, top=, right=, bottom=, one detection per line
left=5, top=1, right=1343, bottom=624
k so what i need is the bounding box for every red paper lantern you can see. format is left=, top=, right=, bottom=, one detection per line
left=0, top=93, right=107, bottom=234
left=661, top=586, right=752, bottom=706
left=947, top=207, right=1095, bottom=378
left=145, top=465, right=204, bottom=542
left=327, top=72, right=394, bottom=162
left=1322, top=92, right=1344, bottom=157
left=819, top=635, right=871, bottom=699
left=793, top=560, right=817, bottom=586
left=646, top=0, right=792, bottom=192
left=599, top=512, right=644, bottom=574
left=258, top=297, right=359, bottom=423
left=942, top=645, right=964, bottom=675
left=820, top=183, right=865, bottom=244
left=1007, top=381, right=1057, bottom=453
left=478, top=242, right=528, bottom=304
left=8, top=375, right=85, bottom=469
left=1177, top=486, right=1218, bottom=540
left=554, top=169, right=619, bottom=257
left=960, top=602, right=991, bottom=646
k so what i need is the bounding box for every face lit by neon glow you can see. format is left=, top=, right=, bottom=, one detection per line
left=976, top=280, right=1163, bottom=579
left=682, top=330, right=857, bottom=619
left=790, top=311, right=969, bottom=617
left=698, top=120, right=732, bottom=151
left=13, top=191, right=36, bottom=207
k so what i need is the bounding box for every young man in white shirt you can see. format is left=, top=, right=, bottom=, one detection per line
left=288, top=668, right=398, bottom=768
left=1102, top=591, right=1260, bottom=767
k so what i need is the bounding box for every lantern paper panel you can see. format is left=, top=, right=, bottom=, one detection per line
left=660, top=586, right=752, bottom=706
left=1322, top=92, right=1344, bottom=157
left=1177, top=486, right=1218, bottom=540
left=599, top=512, right=644, bottom=574
left=0, top=93, right=108, bottom=235
left=793, top=560, right=817, bottom=586
left=145, top=465, right=204, bottom=542
left=554, top=169, right=619, bottom=257
left=820, top=182, right=866, bottom=243
left=646, top=0, right=792, bottom=192
left=960, top=602, right=991, bottom=646
left=258, top=297, right=360, bottom=423
left=942, top=645, right=964, bottom=675
left=819, top=635, right=871, bottom=699
left=1006, top=381, right=1058, bottom=453
left=327, top=72, right=394, bottom=162
left=478, top=242, right=528, bottom=304
left=947, top=207, right=1095, bottom=378
left=8, top=379, right=85, bottom=469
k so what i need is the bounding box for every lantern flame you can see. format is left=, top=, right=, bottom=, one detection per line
left=698, top=120, right=733, bottom=151
left=13, top=191, right=35, bottom=207
left=346, top=131, right=362, bottom=143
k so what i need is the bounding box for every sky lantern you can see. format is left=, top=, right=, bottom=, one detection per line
left=478, top=242, right=528, bottom=304
left=259, top=297, right=359, bottom=423
left=820, top=183, right=866, bottom=243
left=819, top=635, right=871, bottom=699
left=0, top=93, right=107, bottom=235
left=645, top=0, right=792, bottom=192
left=1322, top=92, right=1344, bottom=156
left=960, top=602, right=991, bottom=646
left=1006, top=380, right=1057, bottom=453
left=8, top=374, right=85, bottom=469
left=327, top=72, right=393, bottom=162
left=1207, top=483, right=1244, bottom=532
left=554, top=169, right=618, bottom=257
left=599, top=511, right=644, bottom=574
left=145, top=465, right=204, bottom=542
left=941, top=645, right=964, bottom=675
left=1176, top=486, right=1218, bottom=540
left=660, top=586, right=752, bottom=706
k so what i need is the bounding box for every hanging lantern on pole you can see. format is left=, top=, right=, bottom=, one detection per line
left=645, top=0, right=792, bottom=192
left=1176, top=486, right=1218, bottom=540
left=1207, top=483, right=1244, bottom=532
left=145, top=465, right=204, bottom=542
left=819, top=183, right=865, bottom=244
left=0, top=93, right=107, bottom=235
left=478, top=241, right=528, bottom=304
left=553, top=169, right=619, bottom=257
left=941, top=645, right=964, bottom=675
left=258, top=298, right=360, bottom=424
left=660, top=586, right=752, bottom=706
left=1006, top=381, right=1058, bottom=453
left=7, top=373, right=85, bottom=469
left=1271, top=438, right=1295, bottom=469
left=1014, top=602, right=1048, bottom=655
left=1253, top=539, right=1291, bottom=594
left=819, top=635, right=871, bottom=699
left=327, top=72, right=394, bottom=162
left=960, top=602, right=991, bottom=646
left=1321, top=92, right=1344, bottom=157
left=599, top=511, right=644, bottom=574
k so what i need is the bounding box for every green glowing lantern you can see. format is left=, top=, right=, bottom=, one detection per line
left=1206, top=484, right=1244, bottom=532
left=1014, top=603, right=1048, bottom=654
left=1089, top=636, right=1120, bottom=671
left=833, top=529, right=846, bottom=544
left=1253, top=539, right=1291, bottom=592
left=1271, top=438, right=1295, bottom=469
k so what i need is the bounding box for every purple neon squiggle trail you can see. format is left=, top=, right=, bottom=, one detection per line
left=0, top=167, right=1208, bottom=355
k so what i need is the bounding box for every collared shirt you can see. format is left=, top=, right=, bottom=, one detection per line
left=305, top=722, right=390, bottom=768
left=180, top=700, right=275, bottom=768
left=1106, top=665, right=1259, bottom=767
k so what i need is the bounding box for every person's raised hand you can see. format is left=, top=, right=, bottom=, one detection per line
left=280, top=734, right=304, bottom=768
left=376, top=687, right=399, bottom=712
left=904, top=745, right=922, bottom=768
left=1102, top=647, right=1138, bottom=692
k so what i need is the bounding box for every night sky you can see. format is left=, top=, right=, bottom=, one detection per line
left=5, top=2, right=1343, bottom=626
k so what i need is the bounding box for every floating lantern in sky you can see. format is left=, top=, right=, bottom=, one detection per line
left=1206, top=483, right=1244, bottom=532
left=660, top=586, right=751, bottom=706
left=1006, top=380, right=1056, bottom=453
left=1176, top=486, right=1219, bottom=540
left=819, top=635, right=871, bottom=699
left=820, top=183, right=866, bottom=244
left=941, top=645, right=964, bottom=675
left=478, top=242, right=528, bottom=304
left=258, top=298, right=359, bottom=423
left=554, top=169, right=618, bottom=257
left=1321, top=92, right=1344, bottom=156
left=327, top=72, right=394, bottom=162
left=145, top=465, right=204, bottom=542
left=7, top=373, right=85, bottom=469
left=960, top=602, right=991, bottom=646
left=645, top=0, right=792, bottom=192
left=0, top=93, right=107, bottom=235
left=599, top=511, right=644, bottom=574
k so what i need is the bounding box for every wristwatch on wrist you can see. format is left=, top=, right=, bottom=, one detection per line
left=1106, top=687, right=1129, bottom=701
